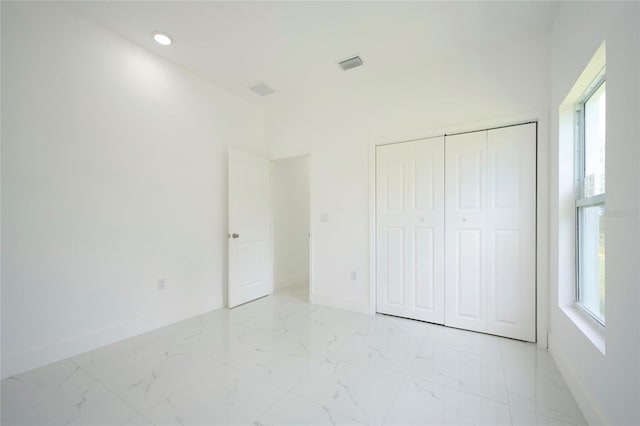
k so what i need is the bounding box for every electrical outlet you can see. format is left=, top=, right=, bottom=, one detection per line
left=158, top=278, right=166, bottom=290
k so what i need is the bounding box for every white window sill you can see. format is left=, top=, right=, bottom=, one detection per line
left=561, top=305, right=606, bottom=354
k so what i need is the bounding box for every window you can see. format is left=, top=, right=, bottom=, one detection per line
left=575, top=72, right=606, bottom=325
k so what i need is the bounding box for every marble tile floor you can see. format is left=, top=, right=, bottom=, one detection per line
left=1, top=285, right=587, bottom=426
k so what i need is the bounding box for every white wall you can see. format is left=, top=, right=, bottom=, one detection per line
left=0, top=2, right=265, bottom=378
left=267, top=30, right=551, bottom=316
left=272, top=156, right=309, bottom=290
left=548, top=2, right=639, bottom=425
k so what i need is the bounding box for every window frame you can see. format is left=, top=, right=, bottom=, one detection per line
left=574, top=70, right=606, bottom=327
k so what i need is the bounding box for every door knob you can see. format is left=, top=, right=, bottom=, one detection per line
left=228, top=233, right=240, bottom=239
left=420, top=216, right=429, bottom=221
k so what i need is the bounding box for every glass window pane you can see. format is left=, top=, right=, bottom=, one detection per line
left=583, top=82, right=606, bottom=197
left=578, top=204, right=605, bottom=322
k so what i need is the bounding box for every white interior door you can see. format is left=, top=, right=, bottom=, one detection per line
left=228, top=149, right=272, bottom=308
left=376, top=137, right=445, bottom=324
left=444, top=131, right=489, bottom=333
left=486, top=124, right=536, bottom=341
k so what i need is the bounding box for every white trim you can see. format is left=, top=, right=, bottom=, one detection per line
left=368, top=112, right=549, bottom=348
left=368, top=140, right=377, bottom=315
left=269, top=161, right=274, bottom=295
left=565, top=304, right=606, bottom=351
left=308, top=154, right=314, bottom=299
left=1, top=297, right=221, bottom=379
left=311, top=293, right=370, bottom=315
left=369, top=113, right=542, bottom=147
left=576, top=193, right=605, bottom=208
left=537, top=114, right=550, bottom=349
left=275, top=273, right=309, bottom=290
left=578, top=69, right=606, bottom=105
left=271, top=152, right=311, bottom=162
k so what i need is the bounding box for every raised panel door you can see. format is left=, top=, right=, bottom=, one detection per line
left=376, top=137, right=445, bottom=324
left=445, top=131, right=488, bottom=333
left=486, top=123, right=536, bottom=341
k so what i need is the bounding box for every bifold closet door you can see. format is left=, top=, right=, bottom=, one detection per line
left=376, top=137, right=445, bottom=324
left=445, top=123, right=536, bottom=341
left=444, top=130, right=489, bottom=334
left=486, top=124, right=536, bottom=341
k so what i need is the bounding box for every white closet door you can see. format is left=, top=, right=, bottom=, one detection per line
left=376, top=137, right=445, bottom=324
left=486, top=124, right=536, bottom=341
left=445, top=124, right=536, bottom=342
left=444, top=131, right=488, bottom=333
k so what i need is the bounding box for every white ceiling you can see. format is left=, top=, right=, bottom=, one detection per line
left=63, top=1, right=558, bottom=111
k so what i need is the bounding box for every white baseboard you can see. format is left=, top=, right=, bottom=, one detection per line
left=310, top=293, right=370, bottom=315
left=1, top=295, right=224, bottom=379
left=548, top=332, right=609, bottom=426
left=275, top=273, right=308, bottom=290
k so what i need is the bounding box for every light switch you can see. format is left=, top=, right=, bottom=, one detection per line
left=320, top=212, right=329, bottom=223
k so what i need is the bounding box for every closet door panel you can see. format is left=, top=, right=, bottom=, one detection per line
left=384, top=227, right=405, bottom=306
left=376, top=137, right=445, bottom=324
left=414, top=228, right=435, bottom=310
left=456, top=229, right=483, bottom=318
left=410, top=139, right=445, bottom=322
left=445, top=131, right=488, bottom=333
left=377, top=144, right=408, bottom=312
left=487, top=123, right=536, bottom=342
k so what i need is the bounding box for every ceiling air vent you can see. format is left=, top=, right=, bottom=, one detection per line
left=249, top=82, right=275, bottom=96
left=338, top=55, right=364, bottom=71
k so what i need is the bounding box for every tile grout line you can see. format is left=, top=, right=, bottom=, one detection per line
left=69, top=357, right=153, bottom=425
left=378, top=332, right=431, bottom=424
left=102, top=357, right=233, bottom=421
left=284, top=387, right=367, bottom=426
left=380, top=371, right=411, bottom=426
left=0, top=359, right=103, bottom=424
left=498, top=342, right=516, bottom=426
left=251, top=389, right=292, bottom=424
left=405, top=335, right=514, bottom=407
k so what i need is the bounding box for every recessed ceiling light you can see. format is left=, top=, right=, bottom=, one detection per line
left=152, top=32, right=172, bottom=46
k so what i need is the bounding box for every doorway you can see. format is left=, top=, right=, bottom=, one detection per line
left=272, top=155, right=310, bottom=300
